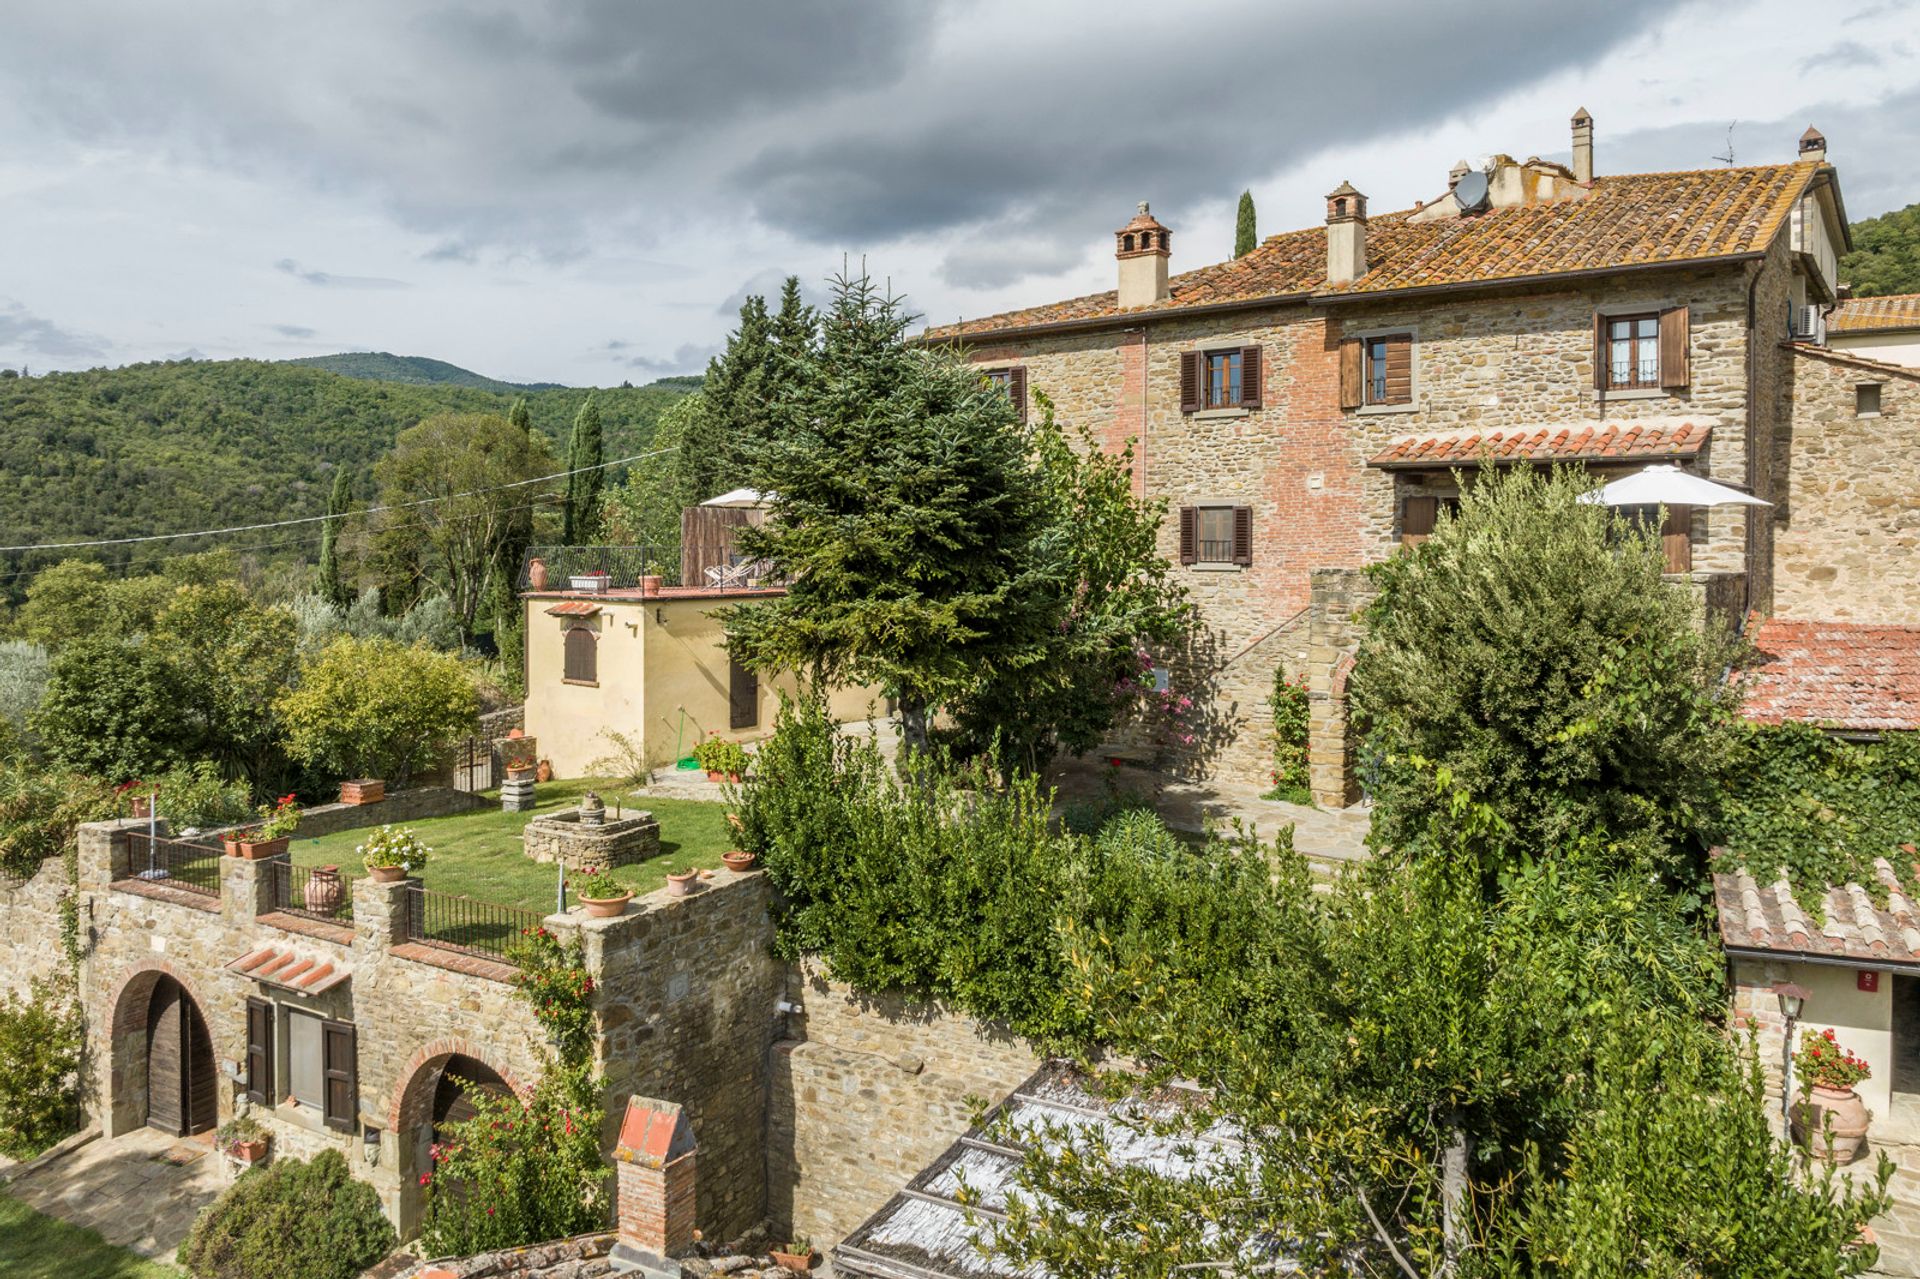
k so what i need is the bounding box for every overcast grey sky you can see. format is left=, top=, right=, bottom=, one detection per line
left=2, top=0, right=1915, bottom=385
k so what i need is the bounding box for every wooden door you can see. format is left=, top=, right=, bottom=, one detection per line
left=432, top=1055, right=509, bottom=1139
left=1893, top=975, right=1920, bottom=1098
left=728, top=656, right=759, bottom=730
left=145, top=978, right=216, bottom=1137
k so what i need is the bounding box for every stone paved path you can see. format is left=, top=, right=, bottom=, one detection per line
left=7, top=1128, right=223, bottom=1262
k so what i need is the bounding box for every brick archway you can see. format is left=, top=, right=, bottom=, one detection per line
left=105, top=959, right=215, bottom=1138
left=389, top=1037, right=531, bottom=1239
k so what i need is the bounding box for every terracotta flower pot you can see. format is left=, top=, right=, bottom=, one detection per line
left=231, top=1138, right=269, bottom=1163
left=232, top=836, right=288, bottom=860
left=536, top=760, right=554, bottom=783
left=666, top=870, right=700, bottom=897
left=580, top=892, right=633, bottom=919
left=506, top=764, right=536, bottom=781
left=304, top=866, right=344, bottom=915
left=1793, top=1083, right=1871, bottom=1164
left=368, top=865, right=408, bottom=884
left=770, top=1249, right=816, bottom=1272
left=723, top=850, right=758, bottom=873
left=527, top=557, right=549, bottom=590
left=129, top=795, right=151, bottom=818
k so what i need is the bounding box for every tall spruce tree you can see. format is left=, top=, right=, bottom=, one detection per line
left=317, top=468, right=353, bottom=607
left=723, top=270, right=1060, bottom=752
left=674, top=295, right=772, bottom=505
left=561, top=396, right=603, bottom=544
left=1234, top=189, right=1257, bottom=257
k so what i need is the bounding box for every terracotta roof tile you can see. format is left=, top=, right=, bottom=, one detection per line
left=544, top=600, right=601, bottom=617
left=1367, top=420, right=1710, bottom=469
left=1714, top=853, right=1920, bottom=965
left=1830, top=293, right=1920, bottom=334
left=615, top=1096, right=694, bottom=1169
left=224, top=944, right=351, bottom=994
left=1743, top=619, right=1920, bottom=731
left=929, top=163, right=1817, bottom=338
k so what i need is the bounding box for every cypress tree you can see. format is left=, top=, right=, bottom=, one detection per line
left=562, top=396, right=603, bottom=544
left=506, top=397, right=532, bottom=435
left=317, top=468, right=352, bottom=607
left=1234, top=190, right=1257, bottom=258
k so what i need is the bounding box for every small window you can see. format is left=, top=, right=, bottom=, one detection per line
left=563, top=625, right=597, bottom=685
left=1858, top=384, right=1883, bottom=417
left=1399, top=495, right=1458, bottom=547
left=1365, top=334, right=1413, bottom=406
left=1180, top=348, right=1262, bottom=412
left=287, top=1010, right=324, bottom=1109
left=1204, top=351, right=1241, bottom=408
left=1178, top=504, right=1253, bottom=566
left=983, top=367, right=1027, bottom=422
left=1196, top=506, right=1234, bottom=562
left=1604, top=313, right=1662, bottom=390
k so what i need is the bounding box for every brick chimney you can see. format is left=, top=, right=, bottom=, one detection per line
left=1571, top=107, right=1594, bottom=184
left=1325, top=182, right=1368, bottom=285
left=610, top=1096, right=697, bottom=1278
left=1115, top=202, right=1171, bottom=308
left=1800, top=126, right=1827, bottom=163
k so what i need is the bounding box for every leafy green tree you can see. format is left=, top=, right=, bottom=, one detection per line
left=375, top=412, right=555, bottom=641
left=152, top=584, right=300, bottom=790
left=316, top=468, right=353, bottom=608
left=15, top=561, right=121, bottom=649
left=724, top=271, right=1060, bottom=750
left=1234, top=189, right=1257, bottom=257
left=1349, top=464, right=1744, bottom=874
left=950, top=395, right=1192, bottom=770
left=32, top=637, right=189, bottom=781
left=276, top=635, right=478, bottom=785
left=0, top=640, right=49, bottom=742
left=561, top=396, right=603, bottom=544
left=1841, top=201, right=1920, bottom=297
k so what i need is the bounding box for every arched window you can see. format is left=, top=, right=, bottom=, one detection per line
left=563, top=625, right=597, bottom=684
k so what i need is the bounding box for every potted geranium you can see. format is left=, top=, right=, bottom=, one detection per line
left=1792, top=1027, right=1873, bottom=1164
left=359, top=824, right=432, bottom=883
left=218, top=1113, right=271, bottom=1164
left=226, top=794, right=301, bottom=859
left=572, top=865, right=632, bottom=918
left=692, top=735, right=749, bottom=783
left=770, top=1239, right=817, bottom=1272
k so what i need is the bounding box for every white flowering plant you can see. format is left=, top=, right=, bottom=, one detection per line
left=357, top=824, right=432, bottom=872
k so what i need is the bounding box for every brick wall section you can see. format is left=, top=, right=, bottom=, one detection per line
left=765, top=959, right=1041, bottom=1248
left=0, top=856, right=69, bottom=999
left=616, top=1152, right=697, bottom=1256
left=1772, top=345, right=1920, bottom=623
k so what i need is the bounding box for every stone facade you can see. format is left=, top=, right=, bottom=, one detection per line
left=523, top=809, right=663, bottom=872
left=0, top=855, right=71, bottom=999
left=1772, top=346, right=1920, bottom=624
left=765, top=959, right=1041, bottom=1248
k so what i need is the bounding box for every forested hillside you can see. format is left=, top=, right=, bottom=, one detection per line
left=0, top=359, right=687, bottom=601
left=284, top=351, right=566, bottom=392
left=1842, top=201, right=1920, bottom=297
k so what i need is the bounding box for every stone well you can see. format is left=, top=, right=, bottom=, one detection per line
left=523, top=807, right=661, bottom=872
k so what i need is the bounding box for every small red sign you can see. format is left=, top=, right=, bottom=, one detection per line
left=1859, top=970, right=1881, bottom=993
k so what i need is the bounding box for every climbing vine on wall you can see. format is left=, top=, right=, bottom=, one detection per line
left=1265, top=666, right=1311, bottom=804
left=1716, top=722, right=1920, bottom=909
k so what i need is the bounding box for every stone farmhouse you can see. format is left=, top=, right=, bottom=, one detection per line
left=925, top=111, right=1878, bottom=802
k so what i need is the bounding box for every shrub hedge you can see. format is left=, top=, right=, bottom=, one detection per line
left=177, top=1149, right=394, bottom=1279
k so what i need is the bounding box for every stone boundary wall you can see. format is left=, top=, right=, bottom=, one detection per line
left=0, top=855, right=71, bottom=998
left=405, top=1232, right=615, bottom=1278
left=765, top=959, right=1041, bottom=1248
left=290, top=785, right=491, bottom=840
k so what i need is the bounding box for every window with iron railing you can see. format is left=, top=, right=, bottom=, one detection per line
left=1605, top=313, right=1662, bottom=390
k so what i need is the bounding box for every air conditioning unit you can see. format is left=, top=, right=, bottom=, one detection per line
left=1791, top=304, right=1826, bottom=343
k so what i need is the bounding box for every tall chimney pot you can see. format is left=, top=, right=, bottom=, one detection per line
left=1114, top=202, right=1172, bottom=308
left=1571, top=108, right=1594, bottom=184
left=611, top=1097, right=698, bottom=1279
left=1325, top=181, right=1368, bottom=285
left=1799, top=125, right=1827, bottom=164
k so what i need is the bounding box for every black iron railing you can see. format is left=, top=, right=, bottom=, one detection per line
left=125, top=832, right=222, bottom=897
left=521, top=546, right=680, bottom=592
left=405, top=885, right=543, bottom=964
left=1198, top=539, right=1233, bottom=563
left=269, top=860, right=354, bottom=924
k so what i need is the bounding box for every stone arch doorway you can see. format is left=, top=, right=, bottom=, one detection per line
left=392, top=1045, right=519, bottom=1237
left=110, top=969, right=217, bottom=1137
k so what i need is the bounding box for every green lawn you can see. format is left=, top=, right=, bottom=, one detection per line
left=289, top=777, right=734, bottom=915
left=0, top=1192, right=178, bottom=1278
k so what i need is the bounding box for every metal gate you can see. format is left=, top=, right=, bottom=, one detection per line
left=452, top=736, right=496, bottom=793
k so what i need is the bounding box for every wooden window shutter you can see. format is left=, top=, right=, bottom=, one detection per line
left=729, top=656, right=759, bottom=730
left=1008, top=366, right=1028, bottom=423
left=1177, top=506, right=1198, bottom=565
left=321, top=1020, right=357, bottom=1134
left=1662, top=504, right=1693, bottom=573
left=1231, top=506, right=1254, bottom=566
left=1401, top=496, right=1439, bottom=547
left=245, top=998, right=273, bottom=1105
left=1179, top=352, right=1202, bottom=414
left=1238, top=346, right=1263, bottom=409
left=1383, top=336, right=1413, bottom=405
left=563, top=625, right=597, bottom=683
left=1592, top=312, right=1607, bottom=389
left=1659, top=306, right=1690, bottom=388
left=1338, top=339, right=1364, bottom=409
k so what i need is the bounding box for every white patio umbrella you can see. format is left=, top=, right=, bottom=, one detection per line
left=1578, top=464, right=1771, bottom=508
left=701, top=487, right=773, bottom=508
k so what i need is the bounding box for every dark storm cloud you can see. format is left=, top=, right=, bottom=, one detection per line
left=274, top=259, right=409, bottom=289
left=1800, top=40, right=1882, bottom=71
left=624, top=341, right=719, bottom=376
left=270, top=323, right=317, bottom=338
left=421, top=241, right=478, bottom=264
left=0, top=300, right=108, bottom=358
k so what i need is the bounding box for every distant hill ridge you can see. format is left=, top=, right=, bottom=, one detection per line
left=284, top=351, right=568, bottom=394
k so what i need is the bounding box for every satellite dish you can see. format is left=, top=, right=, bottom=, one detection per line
left=1454, top=169, right=1490, bottom=212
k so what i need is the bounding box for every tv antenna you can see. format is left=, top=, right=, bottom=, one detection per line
left=1712, top=121, right=1738, bottom=167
